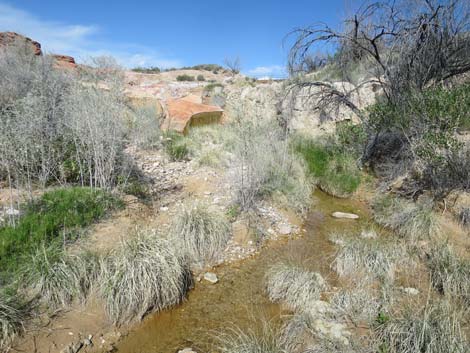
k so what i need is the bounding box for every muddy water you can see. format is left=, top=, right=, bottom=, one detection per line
left=115, top=191, right=371, bottom=353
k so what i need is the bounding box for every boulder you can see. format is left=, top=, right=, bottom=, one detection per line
left=331, top=212, right=359, bottom=219
left=162, top=97, right=224, bottom=134
left=0, top=32, right=42, bottom=55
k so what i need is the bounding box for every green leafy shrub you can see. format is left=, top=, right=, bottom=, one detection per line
left=0, top=187, right=122, bottom=282
left=292, top=136, right=361, bottom=197
left=197, top=74, right=205, bottom=81
left=176, top=74, right=195, bottom=82
left=131, top=66, right=161, bottom=74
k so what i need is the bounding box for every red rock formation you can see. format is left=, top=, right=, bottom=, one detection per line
left=162, top=97, right=224, bottom=134
left=52, top=54, right=77, bottom=69
left=0, top=32, right=42, bottom=55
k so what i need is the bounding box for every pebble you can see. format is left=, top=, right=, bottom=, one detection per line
left=278, top=224, right=292, bottom=235
left=331, top=211, right=359, bottom=219
left=403, top=287, right=420, bottom=295
left=178, top=348, right=197, bottom=353
left=203, top=272, right=219, bottom=284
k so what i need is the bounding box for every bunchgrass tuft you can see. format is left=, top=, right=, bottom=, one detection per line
left=171, top=202, right=231, bottom=268
left=427, top=244, right=470, bottom=304
left=0, top=290, right=32, bottom=350
left=265, top=263, right=328, bottom=312
left=376, top=300, right=468, bottom=353
left=215, top=321, right=286, bottom=353
left=22, top=245, right=100, bottom=309
left=99, top=232, right=192, bottom=324
left=372, top=195, right=440, bottom=240
left=331, top=234, right=413, bottom=282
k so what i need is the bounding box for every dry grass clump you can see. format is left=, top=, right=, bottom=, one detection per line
left=0, top=292, right=32, bottom=351
left=23, top=246, right=99, bottom=309
left=265, top=263, right=328, bottom=312
left=372, top=195, right=440, bottom=240
left=331, top=234, right=413, bottom=282
left=171, top=202, right=231, bottom=268
left=427, top=244, right=470, bottom=304
left=215, top=322, right=286, bottom=353
left=376, top=300, right=468, bottom=353
left=330, top=285, right=383, bottom=326
left=99, top=232, right=191, bottom=324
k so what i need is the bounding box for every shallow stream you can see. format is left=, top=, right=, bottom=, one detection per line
left=115, top=191, right=370, bottom=353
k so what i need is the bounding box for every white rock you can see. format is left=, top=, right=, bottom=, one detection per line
left=178, top=348, right=196, bottom=353
left=332, top=212, right=359, bottom=219
left=278, top=224, right=292, bottom=235
left=4, top=207, right=20, bottom=216
left=160, top=206, right=169, bottom=212
left=203, top=272, right=218, bottom=284
left=403, top=287, right=420, bottom=295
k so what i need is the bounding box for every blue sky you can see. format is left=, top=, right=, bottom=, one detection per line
left=0, top=1, right=350, bottom=77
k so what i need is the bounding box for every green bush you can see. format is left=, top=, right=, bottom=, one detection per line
left=197, top=74, right=205, bottom=81
left=131, top=66, right=161, bottom=74
left=292, top=136, right=361, bottom=197
left=176, top=74, right=195, bottom=82
left=0, top=187, right=122, bottom=282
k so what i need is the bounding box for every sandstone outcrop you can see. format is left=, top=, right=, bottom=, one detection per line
left=0, top=31, right=42, bottom=55
left=162, top=97, right=224, bottom=134
left=52, top=54, right=77, bottom=69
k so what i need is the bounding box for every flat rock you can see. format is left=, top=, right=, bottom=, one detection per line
left=332, top=212, right=359, bottom=219
left=203, top=272, right=218, bottom=284
left=403, top=287, right=420, bottom=295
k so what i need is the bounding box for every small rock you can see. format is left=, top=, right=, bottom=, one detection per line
left=332, top=212, right=359, bottom=219
left=203, top=272, right=218, bottom=284
left=278, top=224, right=292, bottom=235
left=403, top=287, right=419, bottom=295
left=83, top=338, right=93, bottom=346
left=4, top=207, right=20, bottom=216
left=160, top=206, right=169, bottom=212
left=178, top=348, right=197, bottom=353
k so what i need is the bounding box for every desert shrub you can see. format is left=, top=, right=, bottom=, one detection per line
left=176, top=74, right=195, bottom=82
left=129, top=105, right=162, bottom=149
left=197, top=74, right=205, bottom=81
left=204, top=83, right=224, bottom=92
left=99, top=232, right=191, bottom=324
left=163, top=131, right=190, bottom=161
left=458, top=208, right=470, bottom=228
left=331, top=234, right=412, bottom=282
left=231, top=117, right=312, bottom=213
left=372, top=195, right=440, bottom=240
left=265, top=263, right=328, bottom=313
left=171, top=202, right=231, bottom=267
left=0, top=187, right=121, bottom=283
left=131, top=66, right=160, bottom=74
left=0, top=290, right=32, bottom=351
left=292, top=136, right=361, bottom=198
left=184, top=125, right=236, bottom=167
left=427, top=244, right=470, bottom=304
left=22, top=246, right=99, bottom=309
left=376, top=300, right=468, bottom=353
left=336, top=121, right=367, bottom=157
left=215, top=322, right=286, bottom=353
left=0, top=46, right=128, bottom=190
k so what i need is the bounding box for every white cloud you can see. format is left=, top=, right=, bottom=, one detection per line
left=0, top=2, right=182, bottom=68
left=246, top=65, right=287, bottom=78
